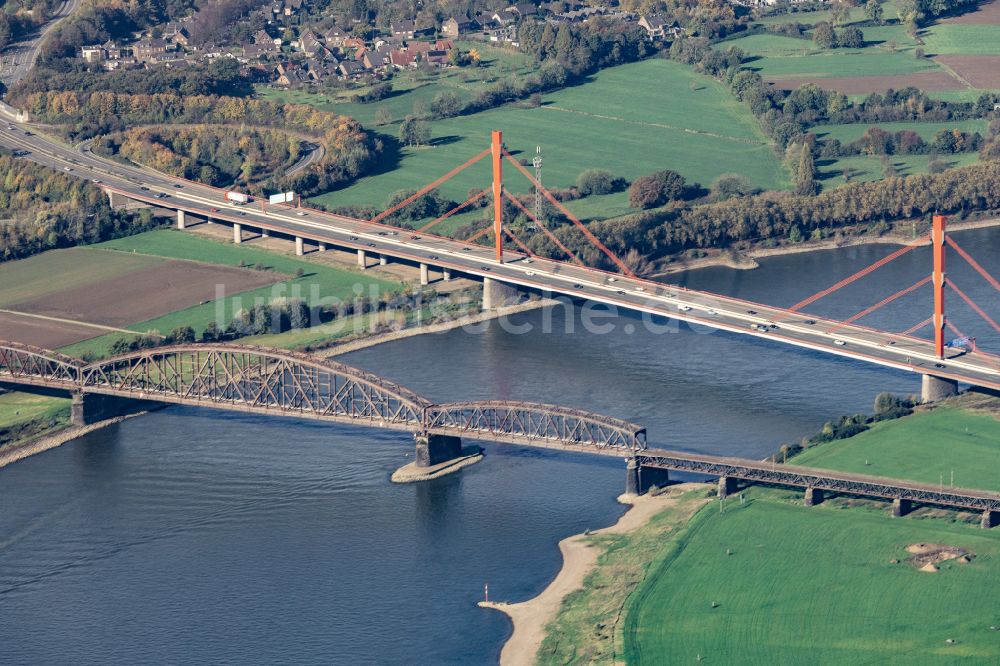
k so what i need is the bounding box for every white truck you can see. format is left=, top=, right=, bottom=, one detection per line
left=225, top=191, right=250, bottom=205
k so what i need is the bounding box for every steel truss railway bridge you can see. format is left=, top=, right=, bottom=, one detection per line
left=3, top=340, right=999, bottom=528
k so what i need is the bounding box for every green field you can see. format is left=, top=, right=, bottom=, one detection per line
left=921, top=24, right=1000, bottom=55
left=793, top=406, right=1000, bottom=492
left=746, top=49, right=939, bottom=79
left=0, top=248, right=165, bottom=307
left=311, top=59, right=787, bottom=213
left=59, top=230, right=400, bottom=357
left=812, top=119, right=988, bottom=143
left=819, top=153, right=980, bottom=189
left=0, top=391, right=70, bottom=431
left=623, top=490, right=1000, bottom=664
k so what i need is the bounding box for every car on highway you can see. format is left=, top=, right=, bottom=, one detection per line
left=616, top=290, right=626, bottom=295
left=140, top=186, right=149, bottom=191
left=678, top=305, right=691, bottom=312
left=367, top=242, right=376, bottom=247
left=746, top=310, right=757, bottom=315
left=63, top=166, right=72, bottom=171
left=349, top=236, right=359, bottom=241
left=173, top=184, right=183, bottom=189
left=706, top=309, right=717, bottom=316
left=428, top=255, right=439, bottom=260
left=154, top=193, right=167, bottom=199
left=91, top=178, right=101, bottom=183
left=6, top=125, right=13, bottom=130
left=23, top=131, right=32, bottom=136
left=804, top=320, right=816, bottom=325
left=573, top=283, right=583, bottom=289
left=481, top=266, right=491, bottom=271
left=935, top=363, right=947, bottom=369
left=526, top=271, right=536, bottom=276
left=834, top=339, right=846, bottom=346
left=210, top=208, right=219, bottom=213
left=411, top=235, right=422, bottom=240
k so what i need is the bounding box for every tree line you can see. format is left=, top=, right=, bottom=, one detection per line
left=17, top=90, right=378, bottom=194
left=93, top=125, right=303, bottom=188
left=0, top=153, right=159, bottom=262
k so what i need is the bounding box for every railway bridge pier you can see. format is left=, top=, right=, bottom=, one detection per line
left=70, top=391, right=153, bottom=426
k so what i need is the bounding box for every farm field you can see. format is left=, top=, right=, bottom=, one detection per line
left=59, top=229, right=400, bottom=358
left=311, top=59, right=787, bottom=213
left=793, top=404, right=1000, bottom=492
left=623, top=490, right=1000, bottom=664
left=0, top=247, right=281, bottom=347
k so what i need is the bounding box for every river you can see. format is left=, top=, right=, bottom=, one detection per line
left=2, top=228, right=998, bottom=664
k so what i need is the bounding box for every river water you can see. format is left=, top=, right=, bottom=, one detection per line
left=2, top=228, right=998, bottom=664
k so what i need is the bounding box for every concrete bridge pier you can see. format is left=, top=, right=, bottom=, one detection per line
left=482, top=277, right=519, bottom=310
left=295, top=237, right=304, bottom=256
left=176, top=210, right=186, bottom=229
left=804, top=487, right=824, bottom=506
left=981, top=510, right=997, bottom=529
left=379, top=255, right=388, bottom=266
left=414, top=433, right=463, bottom=467
left=233, top=223, right=242, bottom=244
left=624, top=459, right=671, bottom=496
left=420, top=263, right=429, bottom=286
left=718, top=475, right=737, bottom=499
left=442, top=268, right=452, bottom=281
left=892, top=498, right=912, bottom=518
left=357, top=249, right=367, bottom=268
left=261, top=228, right=269, bottom=238
left=318, top=242, right=326, bottom=252
left=922, top=374, right=959, bottom=403
left=71, top=391, right=148, bottom=426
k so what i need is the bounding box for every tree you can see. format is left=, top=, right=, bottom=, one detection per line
left=794, top=146, right=818, bottom=196
left=374, top=106, right=392, bottom=126
left=576, top=169, right=617, bottom=196
left=711, top=174, right=755, bottom=201
left=813, top=22, right=836, bottom=49
left=866, top=0, right=885, bottom=24
left=838, top=27, right=865, bottom=49
left=398, top=116, right=431, bottom=146
left=628, top=170, right=688, bottom=209
left=430, top=91, right=463, bottom=118
left=167, top=325, right=196, bottom=343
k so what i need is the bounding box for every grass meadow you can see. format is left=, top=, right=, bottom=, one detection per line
left=623, top=489, right=1000, bottom=664
left=310, top=59, right=787, bottom=214
left=792, top=406, right=1000, bottom=492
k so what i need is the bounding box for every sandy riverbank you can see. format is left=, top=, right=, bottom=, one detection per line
left=319, top=298, right=557, bottom=358
left=479, top=483, right=705, bottom=666
left=652, top=216, right=1000, bottom=277
left=0, top=412, right=147, bottom=469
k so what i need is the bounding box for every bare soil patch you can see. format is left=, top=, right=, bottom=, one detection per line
left=0, top=311, right=101, bottom=348
left=940, top=0, right=1000, bottom=24
left=767, top=71, right=964, bottom=94
left=906, top=542, right=974, bottom=571
left=935, top=55, right=1000, bottom=88
left=9, top=260, right=282, bottom=328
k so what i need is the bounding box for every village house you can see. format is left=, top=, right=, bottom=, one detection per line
left=134, top=38, right=172, bottom=62
left=337, top=60, right=366, bottom=78
left=442, top=16, right=480, bottom=37
left=81, top=44, right=105, bottom=63
left=325, top=26, right=348, bottom=47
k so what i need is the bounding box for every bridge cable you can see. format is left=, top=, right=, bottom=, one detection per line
left=370, top=147, right=491, bottom=225
left=945, top=236, right=1000, bottom=294
left=899, top=317, right=933, bottom=336
left=503, top=192, right=585, bottom=267
left=825, top=276, right=931, bottom=334
left=502, top=226, right=537, bottom=257
left=787, top=234, right=930, bottom=313
left=946, top=278, right=1000, bottom=336
left=418, top=188, right=490, bottom=233
left=502, top=149, right=636, bottom=278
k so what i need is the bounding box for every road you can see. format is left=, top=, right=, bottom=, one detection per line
left=0, top=0, right=81, bottom=88
left=1, top=121, right=999, bottom=392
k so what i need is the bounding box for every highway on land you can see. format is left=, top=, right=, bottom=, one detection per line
left=1, top=120, right=999, bottom=392
left=0, top=0, right=81, bottom=88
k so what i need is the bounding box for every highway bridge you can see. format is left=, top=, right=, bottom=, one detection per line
left=2, top=122, right=1000, bottom=401
left=3, top=339, right=998, bottom=527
